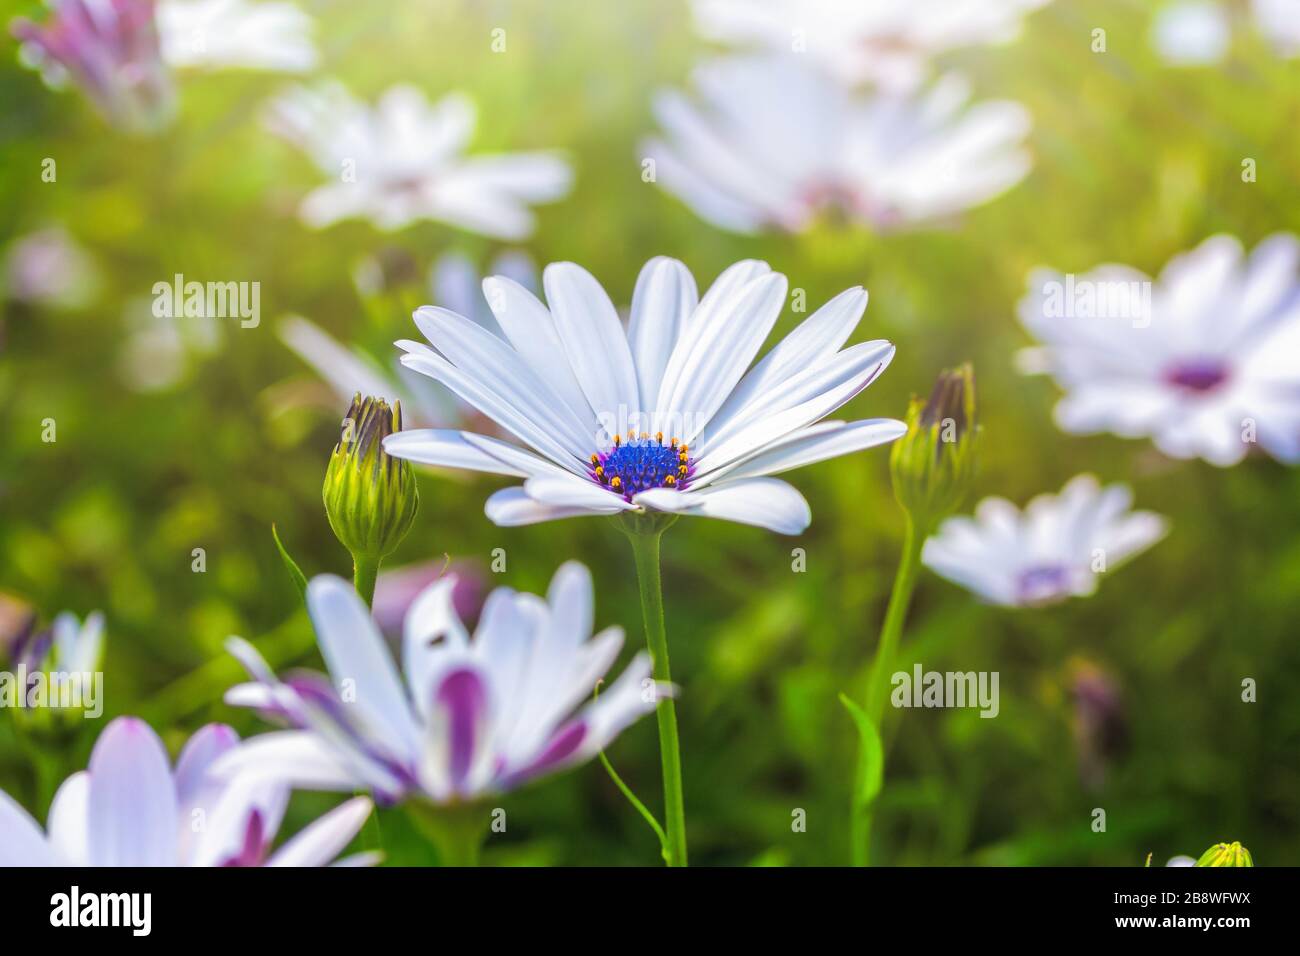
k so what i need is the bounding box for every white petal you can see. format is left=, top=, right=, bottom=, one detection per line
left=383, top=428, right=530, bottom=477
left=659, top=272, right=788, bottom=442
left=173, top=723, right=241, bottom=806
left=627, top=257, right=699, bottom=412
left=703, top=287, right=868, bottom=442
left=280, top=316, right=406, bottom=407
left=484, top=486, right=620, bottom=525
left=414, top=306, right=594, bottom=456
left=636, top=477, right=811, bottom=534
left=266, top=797, right=374, bottom=867
left=543, top=262, right=641, bottom=421
left=46, top=771, right=90, bottom=866
left=480, top=275, right=595, bottom=429
left=717, top=418, right=907, bottom=481
left=87, top=717, right=179, bottom=867
left=403, top=576, right=470, bottom=717
left=210, top=731, right=364, bottom=792
left=306, top=575, right=421, bottom=759
left=0, top=788, right=57, bottom=866
left=400, top=347, right=586, bottom=474
left=523, top=474, right=638, bottom=511
left=693, top=342, right=895, bottom=478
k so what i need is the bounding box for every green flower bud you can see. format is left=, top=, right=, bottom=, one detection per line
left=323, top=394, right=418, bottom=563
left=890, top=363, right=979, bottom=532
left=1194, top=841, right=1254, bottom=867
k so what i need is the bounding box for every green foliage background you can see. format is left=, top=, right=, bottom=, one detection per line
left=1, top=0, right=1297, bottom=865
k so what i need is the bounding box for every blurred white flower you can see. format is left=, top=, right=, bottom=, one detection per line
left=11, top=609, right=104, bottom=676
left=385, top=256, right=904, bottom=534
left=0, top=718, right=375, bottom=866
left=1018, top=234, right=1300, bottom=467
left=1151, top=2, right=1231, bottom=64
left=219, top=564, right=662, bottom=804
left=692, top=0, right=1051, bottom=91
left=158, top=0, right=317, bottom=72
left=1253, top=0, right=1300, bottom=57
left=1167, top=854, right=1197, bottom=866
left=11, top=0, right=176, bottom=132
left=267, top=82, right=573, bottom=237
left=279, top=250, right=540, bottom=427
left=3, top=227, right=99, bottom=309
left=1151, top=0, right=1300, bottom=64
left=923, top=475, right=1168, bottom=607
left=642, top=57, right=1032, bottom=235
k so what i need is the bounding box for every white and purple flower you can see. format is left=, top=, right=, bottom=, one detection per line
left=8, top=609, right=104, bottom=677
left=383, top=256, right=905, bottom=534
left=266, top=82, right=573, bottom=237
left=922, top=475, right=1168, bottom=607
left=217, top=563, right=662, bottom=805
left=642, top=57, right=1032, bottom=235
left=1018, top=233, right=1300, bottom=467
left=0, top=717, right=375, bottom=866
left=11, top=0, right=176, bottom=132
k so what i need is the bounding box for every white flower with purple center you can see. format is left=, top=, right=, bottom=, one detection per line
left=11, top=0, right=176, bottom=132
left=382, top=256, right=905, bottom=534
left=266, top=82, right=573, bottom=237
left=641, top=57, right=1032, bottom=235
left=0, top=718, right=375, bottom=866
left=216, top=563, right=662, bottom=805
left=692, top=0, right=1051, bottom=91
left=1018, top=233, right=1300, bottom=467
left=922, top=475, right=1168, bottom=607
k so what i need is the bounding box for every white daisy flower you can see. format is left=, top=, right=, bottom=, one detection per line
left=267, top=82, right=573, bottom=237
left=1018, top=233, right=1300, bottom=467
left=383, top=256, right=906, bottom=535
left=1151, top=1, right=1231, bottom=65
left=692, top=0, right=1051, bottom=91
left=923, top=475, right=1168, bottom=607
left=158, top=0, right=318, bottom=73
left=642, top=57, right=1032, bottom=235
left=216, top=564, right=661, bottom=804
left=0, top=718, right=375, bottom=866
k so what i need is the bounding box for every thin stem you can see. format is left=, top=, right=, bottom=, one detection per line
left=851, top=515, right=925, bottom=866
left=626, top=527, right=688, bottom=867
left=352, top=553, right=380, bottom=608
left=599, top=751, right=669, bottom=854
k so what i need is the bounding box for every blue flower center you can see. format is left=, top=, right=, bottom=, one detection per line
left=591, top=433, right=692, bottom=501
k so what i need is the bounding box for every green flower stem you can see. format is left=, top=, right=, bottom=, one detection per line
left=851, top=514, right=925, bottom=866
left=407, top=802, right=489, bottom=867
left=625, top=522, right=688, bottom=867
left=352, top=553, right=381, bottom=608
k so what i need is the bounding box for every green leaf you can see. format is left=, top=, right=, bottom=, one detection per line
left=271, top=523, right=308, bottom=600
left=839, top=693, right=883, bottom=808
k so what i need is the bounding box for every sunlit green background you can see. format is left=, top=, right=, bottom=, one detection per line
left=1, top=0, right=1298, bottom=865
